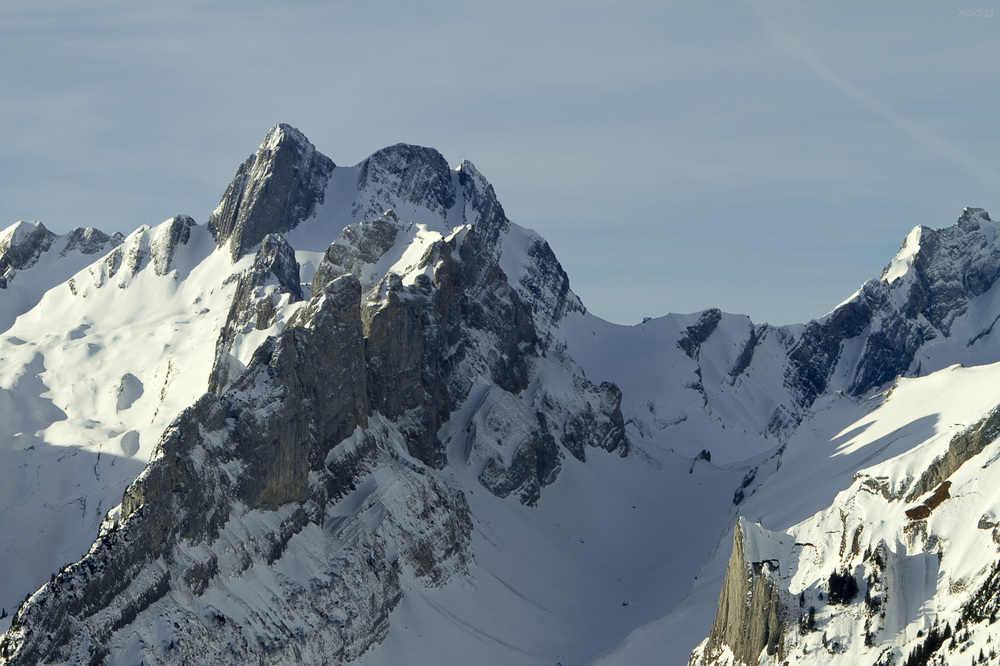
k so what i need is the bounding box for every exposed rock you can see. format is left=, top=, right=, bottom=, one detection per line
left=354, top=144, right=455, bottom=222
left=729, top=323, right=765, bottom=380
left=679, top=308, right=723, bottom=360
left=690, top=520, right=787, bottom=666
left=0, top=274, right=471, bottom=665
left=0, top=221, right=57, bottom=288
left=359, top=222, right=538, bottom=468
left=114, top=373, right=144, bottom=412
left=84, top=223, right=173, bottom=290
left=786, top=297, right=877, bottom=404
left=58, top=227, right=119, bottom=257
left=777, top=208, right=1000, bottom=419
left=208, top=233, right=304, bottom=394
left=208, top=124, right=335, bottom=261
left=0, top=129, right=634, bottom=664
left=311, top=212, right=402, bottom=294
left=906, top=404, right=1000, bottom=502
left=557, top=378, right=627, bottom=462
left=455, top=160, right=507, bottom=263
left=150, top=214, right=196, bottom=276
left=515, top=232, right=585, bottom=341
left=478, top=412, right=562, bottom=506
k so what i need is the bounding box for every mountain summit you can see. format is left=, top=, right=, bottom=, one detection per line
left=1, top=126, right=998, bottom=666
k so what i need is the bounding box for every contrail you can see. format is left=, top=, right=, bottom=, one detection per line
left=751, top=2, right=1000, bottom=189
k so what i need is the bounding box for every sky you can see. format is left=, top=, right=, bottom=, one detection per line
left=2, top=1, right=998, bottom=326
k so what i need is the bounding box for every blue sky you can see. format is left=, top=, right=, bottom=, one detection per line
left=2, top=1, right=998, bottom=325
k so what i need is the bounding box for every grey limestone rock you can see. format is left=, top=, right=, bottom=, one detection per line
left=311, top=212, right=402, bottom=294
left=1, top=273, right=471, bottom=665
left=690, top=521, right=787, bottom=666
left=514, top=232, right=585, bottom=341
left=354, top=144, right=455, bottom=222
left=1, top=128, right=636, bottom=663
left=208, top=233, right=304, bottom=394
left=478, top=412, right=562, bottom=507
left=905, top=402, right=1000, bottom=502
left=209, top=124, right=335, bottom=261
left=678, top=308, right=723, bottom=360
left=150, top=214, right=196, bottom=276
left=58, top=226, right=119, bottom=257
left=773, top=208, right=1000, bottom=418
left=0, top=221, right=57, bottom=288
left=358, top=221, right=538, bottom=468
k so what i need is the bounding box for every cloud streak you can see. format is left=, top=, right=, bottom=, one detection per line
left=752, top=2, right=1000, bottom=189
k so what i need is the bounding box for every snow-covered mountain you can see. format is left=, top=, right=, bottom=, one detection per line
left=1, top=124, right=998, bottom=665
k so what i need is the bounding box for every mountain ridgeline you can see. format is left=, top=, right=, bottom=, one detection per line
left=1, top=124, right=998, bottom=666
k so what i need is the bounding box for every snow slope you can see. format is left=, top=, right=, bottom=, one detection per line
left=0, top=218, right=246, bottom=628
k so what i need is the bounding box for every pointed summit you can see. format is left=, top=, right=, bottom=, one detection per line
left=208, top=124, right=335, bottom=261
left=0, top=221, right=56, bottom=272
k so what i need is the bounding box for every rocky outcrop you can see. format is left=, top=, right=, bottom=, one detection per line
left=360, top=225, right=537, bottom=468
left=514, top=231, right=586, bottom=340
left=1, top=222, right=122, bottom=299
left=679, top=309, right=723, bottom=360
left=478, top=416, right=562, bottom=506
left=309, top=201, right=626, bottom=482
left=59, top=226, right=119, bottom=257
left=81, top=216, right=194, bottom=289
left=0, top=221, right=57, bottom=288
left=906, top=403, right=1000, bottom=502
left=208, top=233, right=304, bottom=393
left=311, top=213, right=401, bottom=293
left=690, top=521, right=787, bottom=666
left=208, top=124, right=335, bottom=261
left=894, top=208, right=1000, bottom=333
left=0, top=274, right=472, bottom=665
left=150, top=214, right=196, bottom=276
left=767, top=208, right=1000, bottom=416
left=354, top=144, right=455, bottom=222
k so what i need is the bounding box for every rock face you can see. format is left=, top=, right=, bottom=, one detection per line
left=905, top=403, right=1000, bottom=502
left=0, top=221, right=56, bottom=288
left=689, top=520, right=787, bottom=666
left=208, top=233, right=304, bottom=394
left=150, top=214, right=197, bottom=276
left=0, top=125, right=629, bottom=664
left=82, top=215, right=197, bottom=289
left=357, top=219, right=537, bottom=469
left=5, top=124, right=1000, bottom=666
left=792, top=208, right=1000, bottom=401
left=209, top=123, right=335, bottom=260
left=718, top=208, right=1000, bottom=443
left=0, top=275, right=472, bottom=665
left=59, top=227, right=117, bottom=258
left=354, top=144, right=455, bottom=222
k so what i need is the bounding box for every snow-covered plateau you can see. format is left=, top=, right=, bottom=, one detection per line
left=1, top=124, right=998, bottom=666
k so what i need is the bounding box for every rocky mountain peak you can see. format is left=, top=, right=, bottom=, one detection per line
left=778, top=207, right=999, bottom=409
left=58, top=227, right=120, bottom=257
left=0, top=221, right=57, bottom=288
left=875, top=207, right=1000, bottom=333
left=353, top=143, right=456, bottom=223
left=208, top=123, right=335, bottom=261
left=956, top=205, right=992, bottom=231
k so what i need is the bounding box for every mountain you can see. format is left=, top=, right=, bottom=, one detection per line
left=1, top=124, right=998, bottom=665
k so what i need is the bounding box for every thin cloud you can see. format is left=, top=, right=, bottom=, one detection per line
left=752, top=3, right=1000, bottom=189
